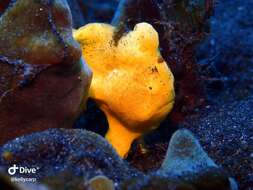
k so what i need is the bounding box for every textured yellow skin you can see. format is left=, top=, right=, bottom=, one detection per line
left=74, top=23, right=175, bottom=158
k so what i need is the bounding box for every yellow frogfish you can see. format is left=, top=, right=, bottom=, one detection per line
left=74, top=23, right=175, bottom=158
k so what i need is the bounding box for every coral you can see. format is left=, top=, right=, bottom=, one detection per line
left=0, top=0, right=82, bottom=66
left=67, top=0, right=118, bottom=28
left=120, top=129, right=236, bottom=190
left=89, top=175, right=115, bottom=190
left=74, top=23, right=175, bottom=157
left=0, top=128, right=141, bottom=183
left=0, top=128, right=237, bottom=190
left=159, top=129, right=236, bottom=190
left=160, top=129, right=218, bottom=175
left=0, top=0, right=92, bottom=144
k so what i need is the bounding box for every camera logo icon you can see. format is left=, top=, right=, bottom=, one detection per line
left=8, top=164, right=19, bottom=176
left=7, top=164, right=38, bottom=176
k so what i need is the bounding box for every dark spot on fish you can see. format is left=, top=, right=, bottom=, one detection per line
left=151, top=66, right=158, bottom=73
left=158, top=56, right=164, bottom=63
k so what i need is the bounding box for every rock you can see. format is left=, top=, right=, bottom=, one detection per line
left=18, top=183, right=50, bottom=190
left=89, top=175, right=115, bottom=190
left=0, top=128, right=141, bottom=184
left=118, top=129, right=237, bottom=190
left=0, top=172, right=50, bottom=190
left=41, top=171, right=91, bottom=190
left=160, top=129, right=217, bottom=175
left=0, top=0, right=92, bottom=144
left=0, top=127, right=239, bottom=190
left=66, top=0, right=86, bottom=28
left=120, top=175, right=196, bottom=190
left=181, top=97, right=253, bottom=189
left=67, top=0, right=118, bottom=28
left=0, top=173, right=21, bottom=190
left=159, top=129, right=235, bottom=190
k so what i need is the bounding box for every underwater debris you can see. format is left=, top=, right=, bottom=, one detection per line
left=74, top=22, right=175, bottom=158
left=0, top=0, right=92, bottom=144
